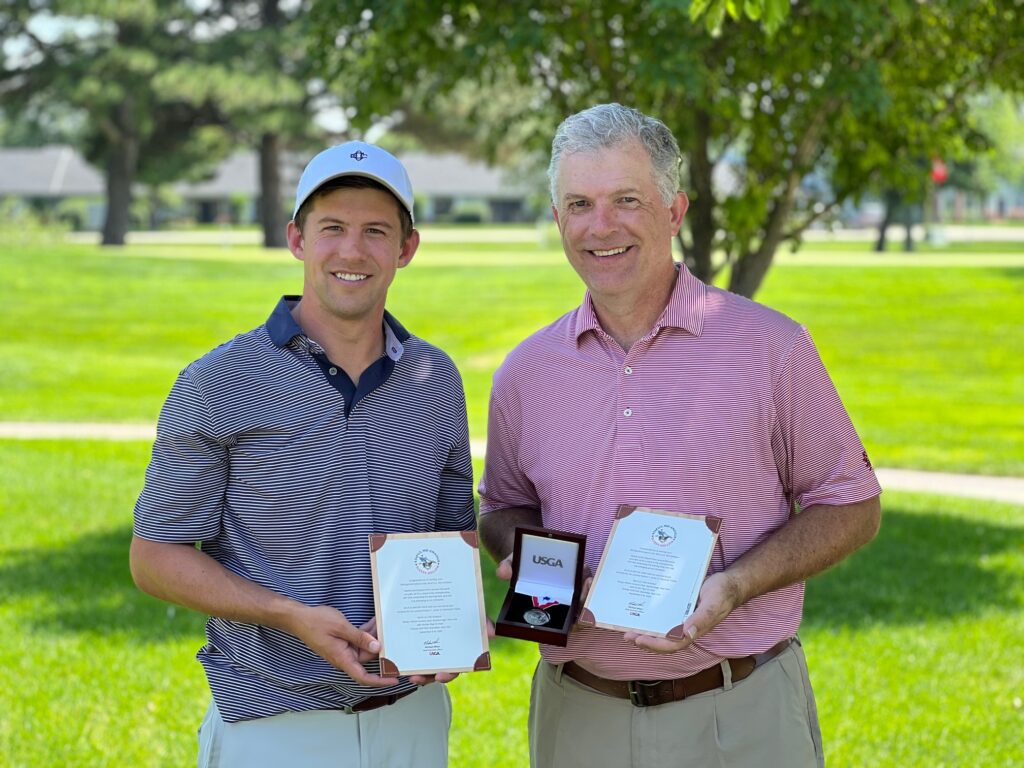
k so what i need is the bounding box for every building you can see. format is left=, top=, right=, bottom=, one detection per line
left=0, top=145, right=542, bottom=229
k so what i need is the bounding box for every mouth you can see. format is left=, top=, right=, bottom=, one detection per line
left=587, top=245, right=631, bottom=258
left=331, top=271, right=370, bottom=283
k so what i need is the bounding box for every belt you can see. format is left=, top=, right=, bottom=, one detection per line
left=562, top=638, right=794, bottom=708
left=344, top=687, right=417, bottom=714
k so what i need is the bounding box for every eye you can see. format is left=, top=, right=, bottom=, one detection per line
left=619, top=196, right=639, bottom=205
left=567, top=199, right=590, bottom=210
left=366, top=227, right=385, bottom=235
left=323, top=224, right=343, bottom=233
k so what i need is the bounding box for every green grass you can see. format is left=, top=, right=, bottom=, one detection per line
left=1, top=240, right=1021, bottom=474
left=1, top=235, right=1022, bottom=765
left=1, top=440, right=1020, bottom=766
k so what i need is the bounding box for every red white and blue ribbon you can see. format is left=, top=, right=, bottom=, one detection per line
left=532, top=595, right=559, bottom=609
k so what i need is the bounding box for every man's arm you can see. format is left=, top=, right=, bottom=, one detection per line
left=626, top=495, right=881, bottom=652
left=129, top=536, right=398, bottom=687
left=478, top=506, right=543, bottom=580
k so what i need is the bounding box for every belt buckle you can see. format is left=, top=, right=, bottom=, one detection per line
left=626, top=679, right=659, bottom=707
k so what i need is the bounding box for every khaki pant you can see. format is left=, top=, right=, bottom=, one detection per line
left=530, top=638, right=824, bottom=768
left=197, top=684, right=451, bottom=768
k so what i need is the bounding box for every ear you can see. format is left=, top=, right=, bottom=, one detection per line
left=397, top=228, right=420, bottom=269
left=551, top=204, right=562, bottom=233
left=669, top=192, right=689, bottom=236
left=286, top=220, right=305, bottom=261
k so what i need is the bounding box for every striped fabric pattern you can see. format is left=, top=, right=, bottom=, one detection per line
left=134, top=298, right=475, bottom=722
left=479, top=265, right=880, bottom=680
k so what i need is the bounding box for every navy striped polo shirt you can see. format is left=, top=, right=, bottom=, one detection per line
left=134, top=297, right=475, bottom=722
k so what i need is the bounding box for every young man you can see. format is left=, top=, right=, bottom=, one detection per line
left=131, top=142, right=474, bottom=767
left=478, top=104, right=882, bottom=768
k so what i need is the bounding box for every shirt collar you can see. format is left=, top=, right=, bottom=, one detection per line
left=573, top=263, right=706, bottom=343
left=266, top=296, right=412, bottom=358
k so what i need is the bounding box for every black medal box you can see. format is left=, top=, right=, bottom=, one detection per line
left=494, top=525, right=586, bottom=647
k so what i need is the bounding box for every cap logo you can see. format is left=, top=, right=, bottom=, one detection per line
left=350, top=150, right=368, bottom=161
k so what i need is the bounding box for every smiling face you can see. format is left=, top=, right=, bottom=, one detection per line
left=287, top=186, right=418, bottom=331
left=552, top=140, right=687, bottom=309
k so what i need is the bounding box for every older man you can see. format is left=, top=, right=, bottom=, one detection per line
left=478, top=104, right=881, bottom=768
left=131, top=141, right=473, bottom=768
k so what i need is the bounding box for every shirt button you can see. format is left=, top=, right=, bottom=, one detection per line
left=623, top=408, right=632, bottom=417
left=624, top=366, right=633, bottom=375
left=329, top=367, right=338, bottom=376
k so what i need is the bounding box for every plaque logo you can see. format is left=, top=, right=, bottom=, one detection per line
left=651, top=524, right=677, bottom=547
left=415, top=548, right=440, bottom=574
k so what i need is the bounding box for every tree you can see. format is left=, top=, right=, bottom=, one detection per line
left=310, top=1, right=1024, bottom=297
left=1, top=1, right=234, bottom=245
left=196, top=1, right=326, bottom=248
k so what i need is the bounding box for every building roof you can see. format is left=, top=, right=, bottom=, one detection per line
left=0, top=145, right=535, bottom=200
left=0, top=145, right=105, bottom=196
left=400, top=152, right=534, bottom=198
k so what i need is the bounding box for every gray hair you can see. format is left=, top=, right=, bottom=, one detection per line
left=547, top=103, right=681, bottom=205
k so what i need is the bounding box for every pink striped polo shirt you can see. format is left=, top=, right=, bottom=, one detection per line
left=479, top=264, right=881, bottom=679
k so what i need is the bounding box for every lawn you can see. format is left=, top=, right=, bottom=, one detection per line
left=1, top=236, right=1022, bottom=474
left=1, top=440, right=1021, bottom=766
left=1, top=233, right=1022, bottom=766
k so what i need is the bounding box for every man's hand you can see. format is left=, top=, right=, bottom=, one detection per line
left=289, top=605, right=399, bottom=687
left=623, top=570, right=741, bottom=653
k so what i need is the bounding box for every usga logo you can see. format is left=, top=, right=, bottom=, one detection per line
left=532, top=555, right=564, bottom=568
left=415, top=549, right=440, bottom=574
left=651, top=525, right=677, bottom=547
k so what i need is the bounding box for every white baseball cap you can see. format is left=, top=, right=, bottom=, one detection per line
left=292, top=141, right=415, bottom=222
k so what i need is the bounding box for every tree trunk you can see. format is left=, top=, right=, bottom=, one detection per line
left=101, top=102, right=139, bottom=246
left=728, top=242, right=775, bottom=299
left=259, top=132, right=287, bottom=248
left=728, top=171, right=802, bottom=298
left=684, top=109, right=717, bottom=283
left=727, top=97, right=837, bottom=298
left=903, top=202, right=916, bottom=252
left=875, top=189, right=900, bottom=252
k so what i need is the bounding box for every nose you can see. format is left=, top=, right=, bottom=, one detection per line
left=589, top=201, right=618, bottom=238
left=334, top=229, right=370, bottom=257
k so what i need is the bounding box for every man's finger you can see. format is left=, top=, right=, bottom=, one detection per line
left=579, top=575, right=594, bottom=604
left=328, top=651, right=399, bottom=688
left=496, top=555, right=513, bottom=581
left=408, top=671, right=460, bottom=685
left=623, top=630, right=692, bottom=654
left=347, top=629, right=381, bottom=655
left=359, top=616, right=378, bottom=637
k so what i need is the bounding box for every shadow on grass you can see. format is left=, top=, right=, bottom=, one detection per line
left=803, top=502, right=1023, bottom=629
left=0, top=522, right=531, bottom=652
left=0, top=525, right=207, bottom=641
left=8, top=499, right=1014, bottom=644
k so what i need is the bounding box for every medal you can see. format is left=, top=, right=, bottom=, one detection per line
left=524, top=608, right=551, bottom=626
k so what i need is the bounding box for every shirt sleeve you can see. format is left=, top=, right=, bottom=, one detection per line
left=478, top=367, right=541, bottom=515
left=133, top=369, right=229, bottom=543
left=771, top=327, right=882, bottom=510
left=435, top=378, right=476, bottom=532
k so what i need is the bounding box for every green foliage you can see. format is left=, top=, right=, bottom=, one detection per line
left=309, top=1, right=1024, bottom=297
left=969, top=90, right=1024, bottom=191
left=0, top=198, right=70, bottom=246
left=0, top=1, right=328, bottom=245
left=688, top=0, right=790, bottom=34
